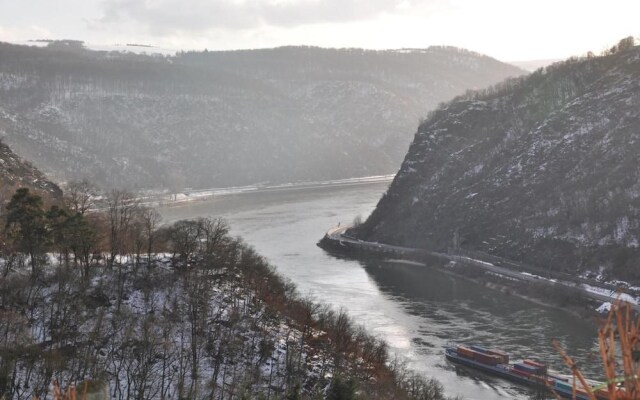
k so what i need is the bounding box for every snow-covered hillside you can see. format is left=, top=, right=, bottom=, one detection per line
left=0, top=227, right=446, bottom=400
left=0, top=41, right=523, bottom=189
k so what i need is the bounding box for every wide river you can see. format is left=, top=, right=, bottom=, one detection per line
left=158, top=181, right=602, bottom=399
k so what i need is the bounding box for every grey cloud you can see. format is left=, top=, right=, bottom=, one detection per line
left=97, top=0, right=424, bottom=35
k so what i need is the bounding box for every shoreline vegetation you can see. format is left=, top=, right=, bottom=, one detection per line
left=0, top=186, right=456, bottom=400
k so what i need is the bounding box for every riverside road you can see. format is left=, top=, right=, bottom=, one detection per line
left=322, top=225, right=640, bottom=311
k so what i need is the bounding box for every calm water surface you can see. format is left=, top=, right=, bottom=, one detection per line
left=158, top=182, right=601, bottom=399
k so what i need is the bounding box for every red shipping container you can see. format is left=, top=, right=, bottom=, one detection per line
left=475, top=353, right=501, bottom=365
left=523, top=359, right=546, bottom=370
left=457, top=346, right=475, bottom=359
left=511, top=368, right=531, bottom=377
left=486, top=349, right=509, bottom=364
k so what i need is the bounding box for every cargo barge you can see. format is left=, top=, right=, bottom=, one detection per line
left=445, top=345, right=610, bottom=400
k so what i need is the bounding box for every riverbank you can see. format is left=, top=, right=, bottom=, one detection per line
left=326, top=244, right=599, bottom=321
left=448, top=263, right=601, bottom=320
left=142, top=174, right=395, bottom=207
left=318, top=226, right=633, bottom=316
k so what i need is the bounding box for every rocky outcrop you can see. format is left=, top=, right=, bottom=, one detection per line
left=354, top=43, right=640, bottom=279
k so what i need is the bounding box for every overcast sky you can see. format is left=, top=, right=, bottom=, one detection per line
left=0, top=0, right=638, bottom=61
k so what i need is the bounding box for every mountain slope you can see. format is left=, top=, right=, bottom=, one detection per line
left=354, top=44, right=640, bottom=279
left=0, top=42, right=523, bottom=189
left=0, top=139, right=61, bottom=198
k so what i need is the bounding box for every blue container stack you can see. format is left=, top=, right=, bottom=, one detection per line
left=514, top=363, right=539, bottom=374
left=555, top=380, right=572, bottom=391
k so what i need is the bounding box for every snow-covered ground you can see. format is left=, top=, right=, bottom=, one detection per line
left=581, top=284, right=638, bottom=304
left=0, top=247, right=395, bottom=399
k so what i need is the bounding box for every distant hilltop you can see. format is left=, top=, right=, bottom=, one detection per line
left=28, top=38, right=85, bottom=46
left=0, top=41, right=523, bottom=190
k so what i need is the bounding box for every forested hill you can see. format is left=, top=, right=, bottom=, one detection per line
left=0, top=139, right=61, bottom=199
left=0, top=41, right=522, bottom=189
left=352, top=39, right=640, bottom=280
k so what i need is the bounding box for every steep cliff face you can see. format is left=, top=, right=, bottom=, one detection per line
left=0, top=42, right=523, bottom=189
left=355, top=45, right=640, bottom=279
left=0, top=139, right=61, bottom=198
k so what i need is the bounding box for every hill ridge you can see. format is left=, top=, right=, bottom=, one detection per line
left=0, top=41, right=523, bottom=189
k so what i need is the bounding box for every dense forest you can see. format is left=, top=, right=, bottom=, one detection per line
left=352, top=38, right=640, bottom=280
left=0, top=41, right=523, bottom=190
left=0, top=184, right=455, bottom=400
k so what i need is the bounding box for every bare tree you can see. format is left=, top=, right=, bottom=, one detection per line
left=106, top=190, right=140, bottom=312
left=106, top=189, right=139, bottom=267
left=141, top=207, right=162, bottom=268
left=65, top=179, right=96, bottom=215
left=129, top=207, right=158, bottom=268
left=198, top=217, right=229, bottom=269
left=169, top=220, right=201, bottom=266
left=285, top=292, right=321, bottom=374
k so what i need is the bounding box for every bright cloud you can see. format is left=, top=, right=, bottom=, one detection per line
left=0, top=0, right=638, bottom=60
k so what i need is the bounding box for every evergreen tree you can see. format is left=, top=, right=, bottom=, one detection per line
left=5, top=188, right=48, bottom=275
left=327, top=376, right=357, bottom=400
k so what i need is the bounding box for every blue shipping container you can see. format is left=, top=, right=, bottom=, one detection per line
left=514, top=363, right=538, bottom=374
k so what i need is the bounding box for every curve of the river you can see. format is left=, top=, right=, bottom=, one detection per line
left=158, top=181, right=602, bottom=400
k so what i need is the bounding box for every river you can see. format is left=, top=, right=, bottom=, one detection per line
left=158, top=180, right=602, bottom=399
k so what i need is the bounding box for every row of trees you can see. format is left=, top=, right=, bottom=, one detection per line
left=0, top=184, right=452, bottom=400
left=1, top=181, right=164, bottom=279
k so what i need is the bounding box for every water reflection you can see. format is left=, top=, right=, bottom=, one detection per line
left=358, top=259, right=603, bottom=386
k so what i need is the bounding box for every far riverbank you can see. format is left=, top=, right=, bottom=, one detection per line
left=143, top=174, right=395, bottom=207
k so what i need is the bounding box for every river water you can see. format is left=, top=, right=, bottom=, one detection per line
left=158, top=181, right=602, bottom=399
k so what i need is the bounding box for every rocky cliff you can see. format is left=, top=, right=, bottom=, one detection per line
left=354, top=43, right=640, bottom=279
left=0, top=139, right=61, bottom=199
